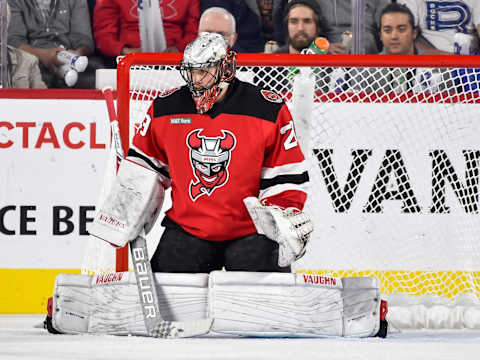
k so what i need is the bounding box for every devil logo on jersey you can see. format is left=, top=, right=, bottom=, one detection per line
left=186, top=129, right=236, bottom=201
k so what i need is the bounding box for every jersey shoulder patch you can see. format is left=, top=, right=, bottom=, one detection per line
left=157, top=87, right=180, bottom=98
left=260, top=89, right=283, bottom=103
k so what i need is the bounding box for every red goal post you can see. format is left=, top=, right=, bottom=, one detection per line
left=112, top=53, right=480, bottom=329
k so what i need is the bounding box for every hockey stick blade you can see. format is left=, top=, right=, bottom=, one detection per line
left=130, top=235, right=213, bottom=338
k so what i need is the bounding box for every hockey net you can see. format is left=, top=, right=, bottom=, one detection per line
left=86, top=53, right=480, bottom=329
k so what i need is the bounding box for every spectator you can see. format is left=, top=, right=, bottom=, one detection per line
left=198, top=7, right=238, bottom=47
left=202, top=0, right=284, bottom=53
left=4, top=45, right=47, bottom=88
left=323, top=0, right=391, bottom=53
left=274, top=0, right=331, bottom=53
left=7, top=0, right=100, bottom=88
left=371, top=3, right=420, bottom=92
left=399, top=0, right=480, bottom=54
left=356, top=3, right=451, bottom=93
left=3, top=3, right=46, bottom=89
left=276, top=0, right=390, bottom=54
left=380, top=2, right=418, bottom=55
left=198, top=7, right=263, bottom=84
left=93, top=0, right=199, bottom=67
left=260, top=1, right=334, bottom=92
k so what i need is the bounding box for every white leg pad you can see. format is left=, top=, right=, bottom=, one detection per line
left=53, top=271, right=381, bottom=338
left=208, top=271, right=381, bottom=337
left=52, top=272, right=209, bottom=335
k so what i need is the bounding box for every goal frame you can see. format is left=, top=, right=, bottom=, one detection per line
left=109, top=52, right=480, bottom=329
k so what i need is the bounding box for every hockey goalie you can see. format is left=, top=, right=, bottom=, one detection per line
left=48, top=33, right=387, bottom=338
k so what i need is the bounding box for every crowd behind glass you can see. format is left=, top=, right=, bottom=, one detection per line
left=0, top=0, right=479, bottom=90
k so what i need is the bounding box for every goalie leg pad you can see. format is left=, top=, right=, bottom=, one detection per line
left=52, top=272, right=209, bottom=335
left=208, top=271, right=381, bottom=337
left=88, top=159, right=165, bottom=247
left=52, top=272, right=382, bottom=338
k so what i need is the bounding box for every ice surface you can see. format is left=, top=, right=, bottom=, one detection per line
left=1, top=315, right=480, bottom=360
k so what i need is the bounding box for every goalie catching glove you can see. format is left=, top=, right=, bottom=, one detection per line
left=88, top=158, right=166, bottom=248
left=243, top=197, right=313, bottom=267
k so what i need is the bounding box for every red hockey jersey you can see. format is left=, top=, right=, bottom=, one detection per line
left=93, top=0, right=200, bottom=56
left=129, top=78, right=309, bottom=241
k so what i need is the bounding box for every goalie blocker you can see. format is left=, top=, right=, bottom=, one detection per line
left=50, top=271, right=387, bottom=338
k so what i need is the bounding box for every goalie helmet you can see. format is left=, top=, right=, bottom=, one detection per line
left=180, top=32, right=236, bottom=113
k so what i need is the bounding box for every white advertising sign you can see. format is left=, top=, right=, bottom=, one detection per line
left=0, top=99, right=109, bottom=268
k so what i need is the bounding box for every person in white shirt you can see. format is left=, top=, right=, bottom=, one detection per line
left=399, top=0, right=480, bottom=54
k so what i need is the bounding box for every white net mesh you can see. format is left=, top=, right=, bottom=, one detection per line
left=88, top=54, right=480, bottom=329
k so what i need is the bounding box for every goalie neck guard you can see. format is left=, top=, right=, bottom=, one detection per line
left=180, top=33, right=236, bottom=114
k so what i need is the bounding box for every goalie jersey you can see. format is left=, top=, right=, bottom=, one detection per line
left=129, top=78, right=309, bottom=241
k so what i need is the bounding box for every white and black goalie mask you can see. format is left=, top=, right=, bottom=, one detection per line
left=180, top=33, right=236, bottom=113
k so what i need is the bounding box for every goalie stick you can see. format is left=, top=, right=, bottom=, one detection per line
left=131, top=234, right=213, bottom=337
left=102, top=87, right=124, bottom=162
left=100, top=88, right=213, bottom=338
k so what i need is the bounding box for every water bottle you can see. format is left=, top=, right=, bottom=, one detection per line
left=288, top=37, right=330, bottom=78
left=416, top=69, right=442, bottom=93
left=453, top=32, right=478, bottom=55
left=57, top=64, right=78, bottom=87
left=306, top=37, right=330, bottom=55
left=328, top=68, right=346, bottom=92
left=57, top=50, right=88, bottom=72
left=342, top=31, right=353, bottom=53
left=292, top=67, right=314, bottom=154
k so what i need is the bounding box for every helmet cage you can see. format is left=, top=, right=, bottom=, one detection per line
left=180, top=60, right=223, bottom=98
left=180, top=52, right=236, bottom=113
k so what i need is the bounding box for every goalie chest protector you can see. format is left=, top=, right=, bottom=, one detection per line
left=130, top=78, right=308, bottom=241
